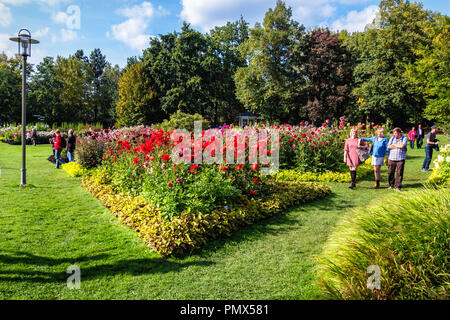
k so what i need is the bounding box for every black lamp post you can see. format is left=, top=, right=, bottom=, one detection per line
left=9, top=29, right=39, bottom=186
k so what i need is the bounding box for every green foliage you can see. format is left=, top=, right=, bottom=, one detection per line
left=142, top=166, right=241, bottom=221
left=318, top=188, right=450, bottom=299
left=406, top=15, right=450, bottom=129
left=158, top=110, right=210, bottom=132
left=83, top=174, right=330, bottom=257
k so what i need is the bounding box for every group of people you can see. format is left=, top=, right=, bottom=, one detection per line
left=407, top=124, right=425, bottom=149
left=49, top=129, right=76, bottom=169
left=344, top=125, right=439, bottom=191
left=26, top=129, right=38, bottom=146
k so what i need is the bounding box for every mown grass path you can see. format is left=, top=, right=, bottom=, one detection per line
left=0, top=137, right=446, bottom=299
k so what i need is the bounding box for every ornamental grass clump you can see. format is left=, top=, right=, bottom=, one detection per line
left=317, top=188, right=450, bottom=300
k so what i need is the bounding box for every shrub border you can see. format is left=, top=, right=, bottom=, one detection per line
left=276, top=162, right=373, bottom=183
left=82, top=175, right=331, bottom=257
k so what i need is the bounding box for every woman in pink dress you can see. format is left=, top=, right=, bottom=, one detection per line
left=344, top=127, right=366, bottom=189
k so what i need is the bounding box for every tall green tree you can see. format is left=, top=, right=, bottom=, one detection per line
left=54, top=55, right=92, bottom=122
left=115, top=62, right=161, bottom=127
left=29, top=57, right=64, bottom=125
left=344, top=0, right=435, bottom=126
left=100, top=63, right=121, bottom=127
left=0, top=54, right=22, bottom=124
left=89, top=48, right=107, bottom=123
left=207, top=17, right=249, bottom=124
left=234, top=0, right=308, bottom=123
left=406, top=15, right=449, bottom=128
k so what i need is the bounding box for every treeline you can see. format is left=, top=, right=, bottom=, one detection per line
left=0, top=0, right=448, bottom=128
left=0, top=49, right=120, bottom=126
left=116, top=0, right=448, bottom=128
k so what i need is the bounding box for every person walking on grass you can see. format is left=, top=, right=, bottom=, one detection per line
left=416, top=124, right=424, bottom=149
left=408, top=127, right=417, bottom=149
left=344, top=127, right=367, bottom=189
left=388, top=128, right=408, bottom=191
left=53, top=129, right=65, bottom=169
left=362, top=127, right=389, bottom=189
left=422, top=125, right=439, bottom=172
left=66, top=129, right=76, bottom=162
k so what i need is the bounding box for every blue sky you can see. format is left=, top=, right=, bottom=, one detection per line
left=0, top=0, right=448, bottom=67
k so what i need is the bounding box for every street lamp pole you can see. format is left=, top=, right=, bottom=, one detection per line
left=21, top=54, right=27, bottom=185
left=9, top=29, right=39, bottom=186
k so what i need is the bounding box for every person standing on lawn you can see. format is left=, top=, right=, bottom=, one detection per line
left=362, top=127, right=389, bottom=189
left=53, top=129, right=65, bottom=169
left=31, top=129, right=37, bottom=146
left=66, top=129, right=76, bottom=162
left=344, top=127, right=367, bottom=189
left=422, top=125, right=439, bottom=172
left=388, top=128, right=408, bottom=191
left=408, top=127, right=417, bottom=149
left=416, top=124, right=424, bottom=149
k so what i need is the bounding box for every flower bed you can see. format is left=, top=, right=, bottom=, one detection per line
left=61, top=162, right=86, bottom=177
left=82, top=171, right=330, bottom=257
left=428, top=144, right=450, bottom=186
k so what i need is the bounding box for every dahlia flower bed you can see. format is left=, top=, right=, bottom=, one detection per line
left=70, top=120, right=386, bottom=256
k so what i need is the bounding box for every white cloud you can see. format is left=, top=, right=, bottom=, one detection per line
left=110, top=1, right=168, bottom=51
left=180, top=0, right=270, bottom=32
left=52, top=10, right=69, bottom=24
left=116, top=1, right=155, bottom=18
left=0, top=0, right=66, bottom=6
left=331, top=5, right=378, bottom=32
left=180, top=0, right=349, bottom=32
left=0, top=33, right=16, bottom=57
left=52, top=28, right=77, bottom=43
left=34, top=27, right=50, bottom=38
left=179, top=0, right=379, bottom=32
left=0, top=2, right=12, bottom=27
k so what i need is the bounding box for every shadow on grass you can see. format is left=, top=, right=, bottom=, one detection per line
left=0, top=251, right=214, bottom=283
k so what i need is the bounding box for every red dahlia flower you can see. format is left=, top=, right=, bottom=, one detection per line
left=161, top=154, right=171, bottom=162
left=190, top=165, right=199, bottom=174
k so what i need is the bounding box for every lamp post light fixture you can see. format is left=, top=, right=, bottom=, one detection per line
left=9, top=29, right=39, bottom=186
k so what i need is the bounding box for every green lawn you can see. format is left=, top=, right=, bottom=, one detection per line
left=0, top=137, right=447, bottom=299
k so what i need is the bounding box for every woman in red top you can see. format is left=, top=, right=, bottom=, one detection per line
left=408, top=127, right=417, bottom=149
left=54, top=129, right=65, bottom=169
left=344, top=127, right=366, bottom=189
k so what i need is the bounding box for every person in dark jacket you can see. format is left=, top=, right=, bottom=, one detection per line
left=54, top=129, right=65, bottom=169
left=66, top=129, right=76, bottom=162
left=416, top=124, right=424, bottom=149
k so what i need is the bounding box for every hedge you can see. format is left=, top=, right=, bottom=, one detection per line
left=276, top=162, right=373, bottom=183
left=82, top=173, right=331, bottom=257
